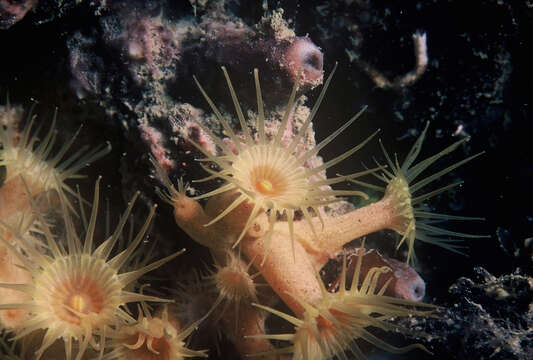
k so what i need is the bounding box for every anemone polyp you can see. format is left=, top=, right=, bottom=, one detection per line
left=190, top=65, right=378, bottom=251
left=103, top=304, right=208, bottom=360
left=214, top=259, right=257, bottom=304
left=0, top=103, right=111, bottom=218
left=0, top=177, right=184, bottom=360
left=353, top=121, right=487, bottom=264
left=209, top=251, right=259, bottom=326
left=250, top=249, right=436, bottom=360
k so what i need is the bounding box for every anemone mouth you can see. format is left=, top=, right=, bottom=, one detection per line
left=35, top=255, right=122, bottom=328
left=150, top=336, right=172, bottom=357
left=249, top=163, right=289, bottom=197
left=232, top=144, right=309, bottom=208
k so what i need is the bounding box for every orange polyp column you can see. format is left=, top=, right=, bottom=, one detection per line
left=292, top=197, right=397, bottom=261
left=0, top=176, right=33, bottom=220
left=241, top=229, right=322, bottom=318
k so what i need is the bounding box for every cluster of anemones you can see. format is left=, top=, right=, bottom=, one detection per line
left=0, top=102, right=113, bottom=334
left=151, top=65, right=485, bottom=360
left=0, top=105, right=207, bottom=359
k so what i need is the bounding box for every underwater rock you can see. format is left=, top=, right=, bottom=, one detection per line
left=415, top=267, right=533, bottom=360
left=66, top=1, right=326, bottom=206
left=0, top=0, right=37, bottom=29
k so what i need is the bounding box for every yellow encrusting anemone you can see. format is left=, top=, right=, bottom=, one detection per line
left=103, top=302, right=208, bottom=360
left=249, top=248, right=436, bottom=360
left=351, top=121, right=488, bottom=264
left=0, top=103, right=111, bottom=217
left=206, top=250, right=261, bottom=330
left=190, top=65, right=379, bottom=254
left=0, top=177, right=184, bottom=360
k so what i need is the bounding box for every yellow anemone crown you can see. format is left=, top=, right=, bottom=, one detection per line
left=190, top=65, right=380, bottom=251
